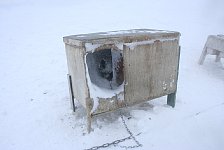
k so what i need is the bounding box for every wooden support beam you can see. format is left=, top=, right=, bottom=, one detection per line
left=167, top=92, right=176, bottom=108
left=67, top=74, right=75, bottom=112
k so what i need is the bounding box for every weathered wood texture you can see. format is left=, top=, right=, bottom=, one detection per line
left=63, top=29, right=179, bottom=46
left=65, top=44, right=89, bottom=108
left=124, top=40, right=179, bottom=106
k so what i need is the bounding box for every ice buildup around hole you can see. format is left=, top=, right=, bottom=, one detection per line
left=85, top=48, right=124, bottom=112
left=86, top=48, right=124, bottom=90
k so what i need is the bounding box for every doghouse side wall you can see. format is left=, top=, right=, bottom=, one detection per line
left=124, top=38, right=180, bottom=106
left=65, top=44, right=89, bottom=108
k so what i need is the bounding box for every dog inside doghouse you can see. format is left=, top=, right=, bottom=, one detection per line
left=86, top=46, right=124, bottom=90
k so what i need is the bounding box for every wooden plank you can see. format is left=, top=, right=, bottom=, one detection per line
left=124, top=39, right=179, bottom=106
left=63, top=29, right=180, bottom=46
left=167, top=46, right=181, bottom=107
left=65, top=44, right=89, bottom=108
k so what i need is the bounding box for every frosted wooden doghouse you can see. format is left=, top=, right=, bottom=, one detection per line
left=63, top=29, right=181, bottom=132
left=199, top=35, right=224, bottom=65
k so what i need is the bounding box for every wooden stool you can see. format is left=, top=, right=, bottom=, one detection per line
left=199, top=35, right=224, bottom=65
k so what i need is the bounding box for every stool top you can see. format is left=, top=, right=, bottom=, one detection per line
left=206, top=35, right=224, bottom=52
left=63, top=29, right=180, bottom=46
left=217, top=34, right=224, bottom=39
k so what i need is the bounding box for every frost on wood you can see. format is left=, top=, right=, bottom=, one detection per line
left=85, top=48, right=124, bottom=113
left=85, top=43, right=102, bottom=52
left=98, top=29, right=176, bottom=36
left=125, top=38, right=179, bottom=50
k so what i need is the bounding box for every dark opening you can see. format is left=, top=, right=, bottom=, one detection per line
left=86, top=48, right=124, bottom=89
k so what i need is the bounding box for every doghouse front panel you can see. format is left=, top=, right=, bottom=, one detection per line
left=65, top=44, right=89, bottom=107
left=124, top=39, right=179, bottom=106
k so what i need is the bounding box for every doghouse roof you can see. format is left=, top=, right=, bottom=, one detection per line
left=63, top=29, right=180, bottom=47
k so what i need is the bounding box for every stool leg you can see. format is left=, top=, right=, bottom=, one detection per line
left=167, top=91, right=176, bottom=108
left=215, top=51, right=221, bottom=62
left=198, top=46, right=208, bottom=65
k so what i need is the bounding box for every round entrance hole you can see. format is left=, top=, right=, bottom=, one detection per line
left=86, top=48, right=124, bottom=89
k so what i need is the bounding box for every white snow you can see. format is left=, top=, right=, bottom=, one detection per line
left=85, top=43, right=103, bottom=52
left=86, top=37, right=178, bottom=52
left=125, top=38, right=178, bottom=50
left=0, top=0, right=224, bottom=150
left=98, top=29, right=174, bottom=36
left=85, top=43, right=123, bottom=52
left=99, top=30, right=136, bottom=35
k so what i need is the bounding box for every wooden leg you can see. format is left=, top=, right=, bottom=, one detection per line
left=167, top=91, right=176, bottom=108
left=198, top=46, right=208, bottom=65
left=167, top=46, right=180, bottom=108
left=86, top=98, right=92, bottom=133
left=215, top=51, right=221, bottom=62
left=87, top=111, right=92, bottom=133
left=67, top=74, right=75, bottom=112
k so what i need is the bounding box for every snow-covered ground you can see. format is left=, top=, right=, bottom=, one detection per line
left=0, top=0, right=224, bottom=149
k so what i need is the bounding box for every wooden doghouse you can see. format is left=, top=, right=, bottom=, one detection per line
left=63, top=29, right=181, bottom=132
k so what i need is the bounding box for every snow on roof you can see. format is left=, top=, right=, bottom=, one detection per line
left=63, top=29, right=180, bottom=45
